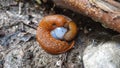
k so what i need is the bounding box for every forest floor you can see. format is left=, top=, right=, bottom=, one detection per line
left=0, top=0, right=119, bottom=68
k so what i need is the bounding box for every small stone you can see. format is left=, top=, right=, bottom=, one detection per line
left=56, top=60, right=62, bottom=67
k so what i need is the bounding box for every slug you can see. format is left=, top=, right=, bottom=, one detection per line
left=36, top=15, right=77, bottom=54
left=64, top=21, right=77, bottom=41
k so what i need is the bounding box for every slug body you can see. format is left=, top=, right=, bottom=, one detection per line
left=64, top=21, right=77, bottom=41
left=36, top=15, right=77, bottom=54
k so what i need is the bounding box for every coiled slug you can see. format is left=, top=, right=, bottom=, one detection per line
left=36, top=15, right=77, bottom=54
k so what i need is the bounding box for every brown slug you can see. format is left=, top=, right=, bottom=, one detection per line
left=64, top=21, right=77, bottom=41
left=36, top=15, right=77, bottom=54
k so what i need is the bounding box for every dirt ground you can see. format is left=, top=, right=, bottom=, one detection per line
left=0, top=0, right=119, bottom=68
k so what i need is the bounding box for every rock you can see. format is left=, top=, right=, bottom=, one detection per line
left=83, top=40, right=120, bottom=68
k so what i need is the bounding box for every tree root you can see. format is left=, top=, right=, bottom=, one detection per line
left=53, top=0, right=120, bottom=33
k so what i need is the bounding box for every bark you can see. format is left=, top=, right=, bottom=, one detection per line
left=53, top=0, right=120, bottom=33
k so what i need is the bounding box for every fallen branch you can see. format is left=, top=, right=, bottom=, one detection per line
left=53, top=0, right=120, bottom=33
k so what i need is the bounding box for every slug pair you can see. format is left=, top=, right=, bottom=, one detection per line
left=36, top=15, right=77, bottom=54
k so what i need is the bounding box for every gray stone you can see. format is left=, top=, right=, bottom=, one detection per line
left=83, top=41, right=120, bottom=68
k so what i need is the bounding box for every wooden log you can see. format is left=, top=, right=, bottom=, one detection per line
left=53, top=0, right=120, bottom=33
